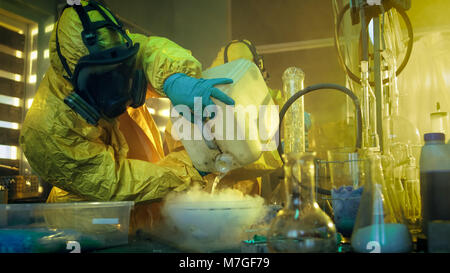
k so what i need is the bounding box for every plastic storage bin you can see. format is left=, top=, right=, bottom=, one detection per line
left=0, top=201, right=133, bottom=253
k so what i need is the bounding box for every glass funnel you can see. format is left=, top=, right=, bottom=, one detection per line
left=267, top=152, right=337, bottom=253
left=351, top=151, right=413, bottom=253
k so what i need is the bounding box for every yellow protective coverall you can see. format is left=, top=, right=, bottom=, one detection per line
left=164, top=40, right=283, bottom=195
left=19, top=2, right=205, bottom=234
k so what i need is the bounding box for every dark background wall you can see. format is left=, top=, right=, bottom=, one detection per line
left=230, top=0, right=347, bottom=124
left=103, top=0, right=231, bottom=69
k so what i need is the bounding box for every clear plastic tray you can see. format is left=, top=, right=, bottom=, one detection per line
left=0, top=201, right=133, bottom=253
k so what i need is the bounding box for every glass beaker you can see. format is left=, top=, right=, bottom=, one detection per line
left=267, top=152, right=337, bottom=253
left=351, top=152, right=413, bottom=253
left=327, top=147, right=364, bottom=239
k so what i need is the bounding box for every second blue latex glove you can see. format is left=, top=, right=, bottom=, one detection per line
left=163, top=73, right=234, bottom=121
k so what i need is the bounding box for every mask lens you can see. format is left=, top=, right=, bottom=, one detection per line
left=76, top=55, right=137, bottom=118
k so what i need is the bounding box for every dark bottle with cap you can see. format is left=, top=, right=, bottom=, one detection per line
left=419, top=132, right=450, bottom=252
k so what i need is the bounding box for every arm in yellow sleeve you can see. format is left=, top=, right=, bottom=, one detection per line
left=130, top=33, right=203, bottom=96
left=20, top=84, right=203, bottom=204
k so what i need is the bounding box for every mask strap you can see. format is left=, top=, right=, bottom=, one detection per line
left=224, top=40, right=262, bottom=67
left=223, top=41, right=232, bottom=64
left=88, top=0, right=131, bottom=42
left=64, top=92, right=101, bottom=125
left=55, top=1, right=134, bottom=77
left=79, top=1, right=133, bottom=51
left=54, top=3, right=98, bottom=79
left=239, top=40, right=264, bottom=71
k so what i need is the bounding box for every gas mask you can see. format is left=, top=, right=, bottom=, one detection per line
left=55, top=1, right=147, bottom=125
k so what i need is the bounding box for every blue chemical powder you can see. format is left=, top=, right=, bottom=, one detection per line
left=331, top=186, right=363, bottom=237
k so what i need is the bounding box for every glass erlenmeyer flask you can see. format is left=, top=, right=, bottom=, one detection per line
left=351, top=152, right=413, bottom=253
left=267, top=152, right=337, bottom=253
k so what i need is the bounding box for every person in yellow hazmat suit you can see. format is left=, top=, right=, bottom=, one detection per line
left=19, top=0, right=236, bottom=235
left=165, top=39, right=284, bottom=195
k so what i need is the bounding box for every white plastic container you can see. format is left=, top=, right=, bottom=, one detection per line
left=0, top=201, right=133, bottom=253
left=430, top=102, right=449, bottom=140
left=170, top=59, right=278, bottom=173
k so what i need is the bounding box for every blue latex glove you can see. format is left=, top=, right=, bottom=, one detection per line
left=163, top=73, right=234, bottom=121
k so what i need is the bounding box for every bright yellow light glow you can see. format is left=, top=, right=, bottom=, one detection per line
left=158, top=126, right=166, bottom=132
left=14, top=74, right=22, bottom=82
left=0, top=22, right=24, bottom=34
left=0, top=121, right=19, bottom=130
left=31, top=28, right=38, bottom=36
left=158, top=109, right=170, bottom=117
left=0, top=145, right=17, bottom=160
left=15, top=51, right=23, bottom=58
left=10, top=146, right=17, bottom=160
left=27, top=98, right=34, bottom=109
left=147, top=107, right=155, bottom=114
left=45, top=24, right=54, bottom=33
left=28, top=74, right=36, bottom=84
left=44, top=49, right=49, bottom=59
left=31, top=50, right=37, bottom=60
left=0, top=95, right=21, bottom=107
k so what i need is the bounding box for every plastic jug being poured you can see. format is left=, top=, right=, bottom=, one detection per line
left=170, top=59, right=279, bottom=187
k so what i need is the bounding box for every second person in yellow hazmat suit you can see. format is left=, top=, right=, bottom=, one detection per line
left=165, top=39, right=283, bottom=195
left=19, top=1, right=235, bottom=234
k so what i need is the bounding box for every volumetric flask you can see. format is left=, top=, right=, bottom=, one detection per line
left=267, top=152, right=337, bottom=253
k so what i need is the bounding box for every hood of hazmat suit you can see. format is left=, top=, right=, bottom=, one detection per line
left=19, top=1, right=205, bottom=235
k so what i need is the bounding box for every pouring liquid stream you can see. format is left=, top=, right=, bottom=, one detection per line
left=210, top=153, right=234, bottom=195
left=211, top=172, right=227, bottom=195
